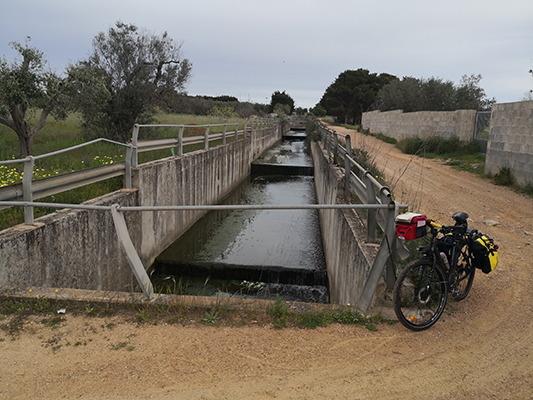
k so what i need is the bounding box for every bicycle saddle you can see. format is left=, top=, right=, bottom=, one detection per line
left=452, top=212, right=469, bottom=225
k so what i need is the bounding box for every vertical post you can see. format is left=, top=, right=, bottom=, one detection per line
left=125, top=145, right=133, bottom=189
left=110, top=205, right=154, bottom=301
left=345, top=134, right=352, bottom=158
left=334, top=133, right=339, bottom=163
left=222, top=124, right=227, bottom=145
left=234, top=124, right=238, bottom=141
left=23, top=156, right=34, bottom=225
left=365, top=172, right=377, bottom=242
left=204, top=125, right=210, bottom=150
left=380, top=189, right=396, bottom=289
left=344, top=154, right=351, bottom=199
left=131, top=124, right=140, bottom=167
left=178, top=125, right=184, bottom=156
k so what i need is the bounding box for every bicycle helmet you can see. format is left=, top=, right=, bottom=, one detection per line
left=452, top=212, right=469, bottom=225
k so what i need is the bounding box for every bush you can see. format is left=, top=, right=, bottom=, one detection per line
left=493, top=166, right=515, bottom=186
left=396, top=137, right=424, bottom=154
left=522, top=182, right=533, bottom=196
left=396, top=136, right=478, bottom=156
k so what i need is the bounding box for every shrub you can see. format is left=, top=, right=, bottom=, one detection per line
left=396, top=137, right=424, bottom=154
left=493, top=166, right=515, bottom=186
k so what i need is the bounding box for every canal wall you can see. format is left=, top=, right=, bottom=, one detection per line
left=311, top=141, right=375, bottom=305
left=0, top=128, right=282, bottom=292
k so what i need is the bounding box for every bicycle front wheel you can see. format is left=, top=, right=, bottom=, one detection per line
left=393, top=259, right=448, bottom=331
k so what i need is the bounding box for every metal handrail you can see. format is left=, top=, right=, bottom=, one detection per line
left=0, top=118, right=278, bottom=225
left=131, top=123, right=243, bottom=166
left=0, top=139, right=134, bottom=224
left=0, top=199, right=406, bottom=302
left=316, top=121, right=391, bottom=242
left=0, top=201, right=402, bottom=212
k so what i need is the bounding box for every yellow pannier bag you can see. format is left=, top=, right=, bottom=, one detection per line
left=471, top=234, right=499, bottom=274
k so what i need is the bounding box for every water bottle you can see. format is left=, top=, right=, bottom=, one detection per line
left=440, top=252, right=450, bottom=270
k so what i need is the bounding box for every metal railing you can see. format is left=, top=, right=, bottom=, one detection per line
left=0, top=119, right=281, bottom=225
left=316, top=121, right=411, bottom=310
left=1, top=200, right=399, bottom=302
left=131, top=123, right=247, bottom=167
left=0, top=138, right=133, bottom=225
left=316, top=121, right=392, bottom=243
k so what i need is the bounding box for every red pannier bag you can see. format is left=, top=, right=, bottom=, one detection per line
left=395, top=212, right=427, bottom=241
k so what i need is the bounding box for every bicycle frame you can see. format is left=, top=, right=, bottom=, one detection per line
left=419, top=221, right=475, bottom=293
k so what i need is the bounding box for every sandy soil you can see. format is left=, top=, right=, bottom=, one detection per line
left=1, top=125, right=532, bottom=399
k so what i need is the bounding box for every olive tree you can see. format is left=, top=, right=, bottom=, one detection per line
left=0, top=39, right=71, bottom=157
left=375, top=74, right=495, bottom=112
left=75, top=21, right=193, bottom=140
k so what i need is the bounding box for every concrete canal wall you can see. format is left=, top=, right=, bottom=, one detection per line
left=311, top=141, right=374, bottom=305
left=0, top=128, right=282, bottom=292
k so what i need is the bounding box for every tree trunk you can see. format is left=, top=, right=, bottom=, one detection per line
left=17, top=133, right=34, bottom=158
left=9, top=105, right=50, bottom=158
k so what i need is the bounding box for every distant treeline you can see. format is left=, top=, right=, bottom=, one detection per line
left=157, top=94, right=270, bottom=118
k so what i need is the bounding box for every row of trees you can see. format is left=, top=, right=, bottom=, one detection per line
left=314, top=69, right=496, bottom=125
left=0, top=21, right=193, bottom=157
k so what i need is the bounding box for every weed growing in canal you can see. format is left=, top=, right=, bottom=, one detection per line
left=200, top=308, right=222, bottom=325
left=267, top=294, right=290, bottom=329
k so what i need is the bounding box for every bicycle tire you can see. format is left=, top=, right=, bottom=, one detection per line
left=451, top=253, right=475, bottom=301
left=393, top=259, right=448, bottom=331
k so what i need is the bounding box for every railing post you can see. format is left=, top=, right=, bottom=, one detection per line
left=125, top=145, right=133, bottom=189
left=345, top=134, right=352, bottom=158
left=234, top=124, right=238, bottom=141
left=23, top=156, right=34, bottom=225
left=222, top=124, right=227, bottom=145
left=131, top=124, right=140, bottom=167
left=178, top=125, right=184, bottom=156
left=204, top=125, right=210, bottom=150
left=344, top=155, right=352, bottom=200
left=334, top=133, right=339, bottom=163
left=364, top=172, right=377, bottom=242
left=379, top=188, right=396, bottom=289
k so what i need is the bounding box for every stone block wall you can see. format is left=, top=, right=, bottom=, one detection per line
left=362, top=109, right=477, bottom=142
left=485, top=101, right=533, bottom=186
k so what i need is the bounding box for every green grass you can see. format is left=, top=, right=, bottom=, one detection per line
left=395, top=136, right=486, bottom=176
left=0, top=295, right=391, bottom=340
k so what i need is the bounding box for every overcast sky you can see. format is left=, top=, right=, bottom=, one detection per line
left=1, top=0, right=532, bottom=109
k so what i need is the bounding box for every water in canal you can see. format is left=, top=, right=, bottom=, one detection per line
left=152, top=133, right=328, bottom=303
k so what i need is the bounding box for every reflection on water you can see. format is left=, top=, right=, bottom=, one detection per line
left=157, top=175, right=325, bottom=270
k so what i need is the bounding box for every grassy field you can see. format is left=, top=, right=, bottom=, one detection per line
left=0, top=112, right=248, bottom=230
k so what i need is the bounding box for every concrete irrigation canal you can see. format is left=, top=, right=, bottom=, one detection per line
left=152, top=131, right=329, bottom=302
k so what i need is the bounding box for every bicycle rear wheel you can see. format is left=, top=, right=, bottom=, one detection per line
left=393, top=259, right=448, bottom=331
left=451, top=249, right=475, bottom=301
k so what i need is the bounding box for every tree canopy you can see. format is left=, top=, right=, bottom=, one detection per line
left=0, top=39, right=72, bottom=156
left=319, top=69, right=397, bottom=124
left=74, top=21, right=192, bottom=140
left=269, top=90, right=295, bottom=115
left=375, top=74, right=495, bottom=112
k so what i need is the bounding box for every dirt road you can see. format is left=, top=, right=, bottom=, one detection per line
left=1, top=126, right=532, bottom=399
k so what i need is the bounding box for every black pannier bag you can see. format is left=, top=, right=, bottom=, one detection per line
left=470, top=233, right=499, bottom=274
